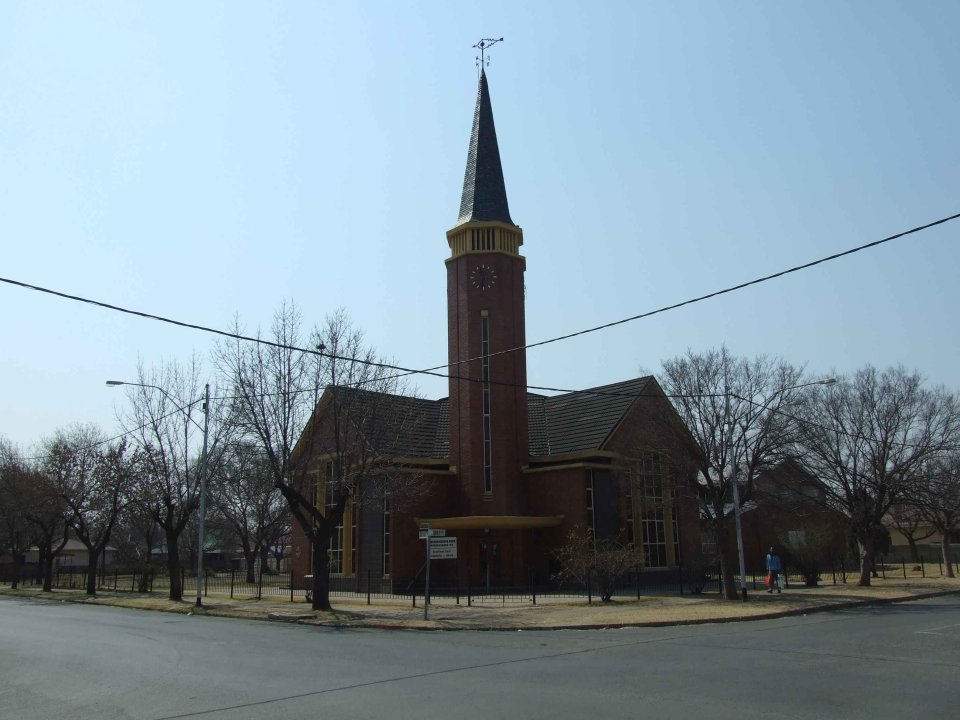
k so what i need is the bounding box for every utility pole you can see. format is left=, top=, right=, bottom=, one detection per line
left=725, top=363, right=748, bottom=602
left=196, top=382, right=210, bottom=608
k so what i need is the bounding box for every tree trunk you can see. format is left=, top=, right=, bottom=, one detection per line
left=310, top=532, right=332, bottom=611
left=165, top=530, right=183, bottom=601
left=42, top=551, right=55, bottom=592
left=243, top=545, right=257, bottom=584
left=84, top=543, right=99, bottom=596
left=10, top=554, right=23, bottom=590
left=37, top=545, right=47, bottom=584
left=906, top=536, right=920, bottom=564
left=942, top=535, right=955, bottom=579
left=858, top=536, right=875, bottom=587
left=713, top=516, right=739, bottom=600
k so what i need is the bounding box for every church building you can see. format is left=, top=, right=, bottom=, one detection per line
left=290, top=69, right=702, bottom=591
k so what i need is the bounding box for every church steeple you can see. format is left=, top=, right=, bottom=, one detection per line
left=446, top=61, right=528, bottom=518
left=456, top=69, right=514, bottom=227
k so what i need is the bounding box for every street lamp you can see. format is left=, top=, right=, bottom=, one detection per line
left=726, top=376, right=836, bottom=601
left=107, top=379, right=211, bottom=608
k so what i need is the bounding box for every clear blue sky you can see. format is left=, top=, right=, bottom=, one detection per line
left=2, top=1, right=959, bottom=450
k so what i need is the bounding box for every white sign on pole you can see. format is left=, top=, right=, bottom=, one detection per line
left=429, top=537, right=457, bottom=559
left=418, top=528, right=447, bottom=540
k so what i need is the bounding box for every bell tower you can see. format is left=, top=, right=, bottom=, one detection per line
left=447, top=69, right=528, bottom=517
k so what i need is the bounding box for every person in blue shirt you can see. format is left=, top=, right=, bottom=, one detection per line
left=765, top=546, right=782, bottom=593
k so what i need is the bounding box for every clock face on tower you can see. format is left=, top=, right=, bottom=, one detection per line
left=470, top=264, right=497, bottom=291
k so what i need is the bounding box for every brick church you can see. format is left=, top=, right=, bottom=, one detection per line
left=290, top=70, right=702, bottom=591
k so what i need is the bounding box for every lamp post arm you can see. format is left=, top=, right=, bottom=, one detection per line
left=106, top=380, right=205, bottom=433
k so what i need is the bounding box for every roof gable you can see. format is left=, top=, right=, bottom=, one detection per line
left=530, top=377, right=654, bottom=456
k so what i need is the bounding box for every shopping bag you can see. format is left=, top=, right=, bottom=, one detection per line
left=765, top=572, right=772, bottom=588
left=777, top=573, right=785, bottom=591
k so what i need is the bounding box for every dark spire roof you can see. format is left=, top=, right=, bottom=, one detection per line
left=456, top=70, right=514, bottom=226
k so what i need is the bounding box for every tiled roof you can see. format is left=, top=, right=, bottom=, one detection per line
left=456, top=70, right=514, bottom=226
left=329, top=387, right=449, bottom=459
left=529, top=377, right=654, bottom=456
left=325, top=376, right=653, bottom=461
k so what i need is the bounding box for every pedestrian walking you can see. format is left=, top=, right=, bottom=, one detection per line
left=766, top=546, right=782, bottom=594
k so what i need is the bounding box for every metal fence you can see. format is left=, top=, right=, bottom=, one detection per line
left=3, top=552, right=957, bottom=606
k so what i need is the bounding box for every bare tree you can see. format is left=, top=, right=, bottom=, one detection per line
left=554, top=528, right=637, bottom=602
left=216, top=304, right=427, bottom=611
left=888, top=501, right=935, bottom=564
left=119, top=357, right=230, bottom=601
left=661, top=347, right=806, bottom=600
left=794, top=366, right=958, bottom=586
left=19, top=457, right=70, bottom=591
left=43, top=426, right=140, bottom=595
left=0, top=439, right=37, bottom=589
left=112, top=501, right=162, bottom=568
left=912, top=454, right=960, bottom=577
left=209, top=442, right=289, bottom=583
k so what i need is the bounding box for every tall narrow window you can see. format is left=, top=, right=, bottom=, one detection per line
left=586, top=470, right=595, bottom=534
left=350, top=510, right=357, bottom=575
left=671, top=505, right=682, bottom=566
left=481, top=314, right=492, bottom=493
left=326, top=462, right=344, bottom=574
left=383, top=500, right=391, bottom=578
left=640, top=452, right=667, bottom=568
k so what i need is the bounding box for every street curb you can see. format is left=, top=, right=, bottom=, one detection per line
left=3, top=587, right=958, bottom=632
left=287, top=589, right=960, bottom=632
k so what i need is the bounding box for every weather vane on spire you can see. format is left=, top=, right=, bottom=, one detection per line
left=474, top=37, right=504, bottom=72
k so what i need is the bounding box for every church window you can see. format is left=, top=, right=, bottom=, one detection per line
left=586, top=472, right=595, bottom=533
left=326, top=462, right=344, bottom=574
left=671, top=505, right=681, bottom=566
left=640, top=452, right=667, bottom=568
left=481, top=314, right=492, bottom=493
left=383, top=499, right=391, bottom=578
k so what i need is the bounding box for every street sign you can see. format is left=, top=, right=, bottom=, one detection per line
left=418, top=528, right=447, bottom=539
left=429, top=537, right=458, bottom=559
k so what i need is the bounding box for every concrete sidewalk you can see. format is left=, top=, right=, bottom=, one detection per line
left=3, top=576, right=958, bottom=630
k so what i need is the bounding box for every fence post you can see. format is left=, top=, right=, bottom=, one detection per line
left=290, top=567, right=294, bottom=603
left=902, top=559, right=906, bottom=579
left=467, top=573, right=472, bottom=608
left=367, top=570, right=371, bottom=606
left=412, top=590, right=416, bottom=607
left=831, top=563, right=836, bottom=585
left=131, top=572, right=136, bottom=592
left=230, top=568, right=235, bottom=599
left=840, top=557, right=846, bottom=584
left=204, top=569, right=209, bottom=597
left=881, top=556, right=886, bottom=579
left=587, top=568, right=592, bottom=605
left=114, top=569, right=118, bottom=591
left=257, top=563, right=263, bottom=600
left=920, top=554, right=925, bottom=578
left=938, top=552, right=943, bottom=576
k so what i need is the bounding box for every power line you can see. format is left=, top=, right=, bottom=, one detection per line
left=23, top=398, right=205, bottom=463
left=2, top=211, right=956, bottom=392
left=732, top=392, right=960, bottom=453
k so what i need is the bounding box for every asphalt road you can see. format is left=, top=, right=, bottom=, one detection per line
left=1, top=595, right=957, bottom=720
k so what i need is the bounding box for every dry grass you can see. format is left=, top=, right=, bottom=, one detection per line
left=3, top=574, right=957, bottom=630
